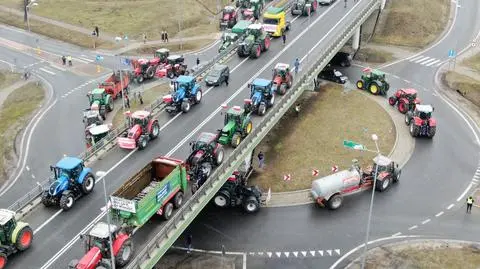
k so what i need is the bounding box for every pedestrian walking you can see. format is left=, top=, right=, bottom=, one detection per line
left=186, top=234, right=192, bottom=253
left=225, top=75, right=229, bottom=86
left=294, top=58, right=300, bottom=74
left=294, top=103, right=301, bottom=116
left=257, top=151, right=265, bottom=169
left=165, top=31, right=169, bottom=42
left=143, top=33, right=147, bottom=44
left=125, top=94, right=130, bottom=108
left=61, top=55, right=66, bottom=65
left=138, top=91, right=144, bottom=105
left=196, top=57, right=200, bottom=66
left=67, top=55, right=73, bottom=66
left=95, top=26, right=99, bottom=37
left=344, top=0, right=347, bottom=8
left=467, top=196, right=474, bottom=213
left=161, top=31, right=165, bottom=42
left=282, top=31, right=286, bottom=45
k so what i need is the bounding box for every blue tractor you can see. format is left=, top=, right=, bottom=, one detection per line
left=41, top=157, right=96, bottom=211
left=244, top=78, right=276, bottom=116
left=163, top=75, right=203, bottom=114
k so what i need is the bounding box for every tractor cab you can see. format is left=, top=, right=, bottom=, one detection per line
left=190, top=132, right=217, bottom=152
left=415, top=105, right=434, bottom=120
left=167, top=55, right=185, bottom=66
left=136, top=58, right=150, bottom=72
left=273, top=63, right=290, bottom=79
left=224, top=106, right=245, bottom=126
left=223, top=5, right=236, bottom=16
left=85, top=124, right=111, bottom=148
left=249, top=78, right=272, bottom=96
left=83, top=109, right=103, bottom=128
left=241, top=8, right=254, bottom=20
left=126, top=110, right=151, bottom=131
left=50, top=157, right=84, bottom=182
left=400, top=88, right=418, bottom=101
left=173, top=75, right=194, bottom=93
left=154, top=48, right=170, bottom=63
left=245, top=24, right=263, bottom=37
left=0, top=209, right=17, bottom=244
left=371, top=155, right=397, bottom=174
left=87, top=88, right=107, bottom=105
left=83, top=222, right=118, bottom=254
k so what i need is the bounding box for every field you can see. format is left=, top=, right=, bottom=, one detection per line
left=249, top=84, right=395, bottom=192
left=444, top=71, right=480, bottom=108
left=0, top=71, right=20, bottom=90
left=354, top=47, right=395, bottom=64
left=463, top=52, right=480, bottom=72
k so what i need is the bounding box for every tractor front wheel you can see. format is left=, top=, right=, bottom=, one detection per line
left=136, top=76, right=144, bottom=84
left=60, top=192, right=75, bottom=211
left=356, top=80, right=364, bottom=89
left=258, top=103, right=267, bottom=116
left=428, top=126, right=436, bottom=138
left=115, top=238, right=134, bottom=266
left=15, top=226, right=33, bottom=251
left=264, top=37, right=270, bottom=51
left=376, top=177, right=392, bottom=192
left=41, top=191, right=52, bottom=207
left=388, top=96, right=396, bottom=106
left=369, top=82, right=380, bottom=95
left=138, top=136, right=148, bottom=150
left=279, top=84, right=287, bottom=95
left=398, top=101, right=408, bottom=114
left=106, top=99, right=114, bottom=112
left=168, top=71, right=175, bottom=79
left=0, top=252, right=7, bottom=269
left=181, top=101, right=191, bottom=113
left=231, top=133, right=242, bottom=148
left=243, top=196, right=260, bottom=213
left=81, top=174, right=95, bottom=194
left=405, top=114, right=411, bottom=126
left=195, top=90, right=203, bottom=104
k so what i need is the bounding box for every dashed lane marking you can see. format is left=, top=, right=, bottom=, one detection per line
left=392, top=232, right=402, bottom=237
left=447, top=203, right=455, bottom=210
left=421, top=219, right=431, bottom=225
left=49, top=64, right=67, bottom=72
left=38, top=67, right=56, bottom=75
left=408, top=225, right=418, bottom=230
left=435, top=211, right=444, bottom=217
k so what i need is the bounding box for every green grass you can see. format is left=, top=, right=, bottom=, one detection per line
left=0, top=71, right=21, bottom=90
left=373, top=0, right=450, bottom=48
left=354, top=47, right=395, bottom=64
left=0, top=82, right=45, bottom=183
left=444, top=71, right=480, bottom=108
left=2, top=0, right=229, bottom=41
left=462, top=52, right=480, bottom=72
left=249, top=84, right=395, bottom=192
left=122, top=39, right=216, bottom=56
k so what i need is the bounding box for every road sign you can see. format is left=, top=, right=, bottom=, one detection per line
left=283, top=174, right=291, bottom=181
left=331, top=165, right=338, bottom=173
left=122, top=58, right=130, bottom=66
left=95, top=55, right=103, bottom=62
left=343, top=140, right=366, bottom=150
left=312, top=169, right=319, bottom=176
left=448, top=49, right=456, bottom=58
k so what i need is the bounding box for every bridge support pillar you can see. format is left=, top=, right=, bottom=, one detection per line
left=380, top=0, right=386, bottom=10
left=352, top=27, right=361, bottom=51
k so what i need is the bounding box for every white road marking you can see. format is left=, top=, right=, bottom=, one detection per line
left=275, top=252, right=281, bottom=258
left=293, top=251, right=298, bottom=257
left=435, top=211, right=444, bottom=217
left=425, top=59, right=441, bottom=66
left=414, top=56, right=430, bottom=63
left=409, top=55, right=425, bottom=62
left=267, top=252, right=272, bottom=258
left=77, top=57, right=94, bottom=63
left=391, top=232, right=402, bottom=237
left=39, top=67, right=56, bottom=75
left=421, top=219, right=431, bottom=225
left=49, top=64, right=66, bottom=72
left=318, top=250, right=324, bottom=256
left=420, top=58, right=439, bottom=65
left=25, top=166, right=30, bottom=171
left=404, top=79, right=411, bottom=83
left=334, top=249, right=340, bottom=255
left=301, top=251, right=307, bottom=257
left=408, top=225, right=418, bottom=230
left=457, top=182, right=474, bottom=201
left=31, top=174, right=35, bottom=179
left=310, top=250, right=316, bottom=257
left=258, top=252, right=264, bottom=256
left=284, top=252, right=289, bottom=258
left=435, top=61, right=444, bottom=67
left=447, top=203, right=455, bottom=210
left=326, top=250, right=332, bottom=256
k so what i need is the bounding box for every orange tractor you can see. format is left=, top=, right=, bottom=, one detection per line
left=272, top=63, right=293, bottom=95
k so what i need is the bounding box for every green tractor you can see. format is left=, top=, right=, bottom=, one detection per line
left=0, top=209, right=34, bottom=268
left=217, top=104, right=253, bottom=148
left=236, top=0, right=264, bottom=19
left=219, top=20, right=253, bottom=53
left=86, top=88, right=114, bottom=120
left=356, top=68, right=390, bottom=95
left=237, top=24, right=271, bottom=58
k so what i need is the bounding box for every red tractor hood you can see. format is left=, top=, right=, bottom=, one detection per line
left=223, top=14, right=231, bottom=21
left=76, top=246, right=102, bottom=269
left=273, top=76, right=283, bottom=85
left=127, top=124, right=142, bottom=139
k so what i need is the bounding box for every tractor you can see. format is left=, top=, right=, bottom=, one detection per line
left=291, top=0, right=318, bottom=16
left=272, top=63, right=293, bottom=95
left=220, top=6, right=238, bottom=29
left=162, top=75, right=203, bottom=114
left=219, top=32, right=239, bottom=53
left=83, top=109, right=104, bottom=129
left=405, top=105, right=437, bottom=138
left=240, top=8, right=255, bottom=21
left=186, top=132, right=225, bottom=193
left=217, top=105, right=253, bottom=148
left=388, top=88, right=421, bottom=114
left=154, top=48, right=170, bottom=64
left=117, top=110, right=160, bottom=150
left=356, top=67, right=390, bottom=95
left=0, top=209, right=33, bottom=269
left=155, top=55, right=188, bottom=79
left=86, top=88, right=114, bottom=120
left=68, top=222, right=133, bottom=269
left=244, top=78, right=275, bottom=116
left=131, top=58, right=161, bottom=84
left=237, top=24, right=270, bottom=58
left=85, top=124, right=112, bottom=149
left=41, top=156, right=96, bottom=211
left=237, top=0, right=264, bottom=19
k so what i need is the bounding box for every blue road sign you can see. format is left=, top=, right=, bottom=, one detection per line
left=95, top=55, right=104, bottom=62
left=448, top=49, right=456, bottom=58
left=122, top=58, right=130, bottom=66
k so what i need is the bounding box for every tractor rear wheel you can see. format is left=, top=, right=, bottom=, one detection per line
left=398, top=101, right=408, bottom=114
left=138, top=136, right=148, bottom=150
left=410, top=124, right=419, bottom=137
left=162, top=202, right=174, bottom=220
left=263, top=37, right=270, bottom=51
left=15, top=225, right=33, bottom=251
left=81, top=173, right=95, bottom=194
left=60, top=192, right=75, bottom=211
left=388, top=96, right=396, bottom=106
left=356, top=80, right=364, bottom=89
left=327, top=194, right=343, bottom=210
left=0, top=252, right=7, bottom=269
left=181, top=101, right=191, bottom=113
left=428, top=126, right=436, bottom=138
left=243, top=196, right=260, bottom=213
left=146, top=66, right=155, bottom=78
left=115, top=238, right=134, bottom=266
left=214, top=147, right=225, bottom=165
left=258, top=103, right=267, bottom=116
left=214, top=189, right=231, bottom=208
left=376, top=177, right=391, bottom=192
left=149, top=121, right=160, bottom=139
left=231, top=133, right=242, bottom=148
left=173, top=191, right=184, bottom=209
left=369, top=82, right=380, bottom=95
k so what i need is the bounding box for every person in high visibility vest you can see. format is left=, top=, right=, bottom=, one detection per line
left=466, top=196, right=474, bottom=213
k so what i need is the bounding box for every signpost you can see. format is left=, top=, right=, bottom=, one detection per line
left=95, top=55, right=103, bottom=73
left=448, top=49, right=457, bottom=69
left=343, top=140, right=366, bottom=151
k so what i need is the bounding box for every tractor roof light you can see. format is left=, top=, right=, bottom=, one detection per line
left=232, top=106, right=241, bottom=111
left=221, top=103, right=228, bottom=109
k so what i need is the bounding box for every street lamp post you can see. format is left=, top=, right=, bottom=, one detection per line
left=25, top=0, right=38, bottom=32
left=114, top=36, right=129, bottom=113
left=96, top=171, right=116, bottom=269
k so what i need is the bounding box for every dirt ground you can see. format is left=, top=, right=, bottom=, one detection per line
left=346, top=240, right=480, bottom=269
left=354, top=47, right=395, bottom=64
left=249, top=83, right=395, bottom=192
left=0, top=71, right=20, bottom=90
left=444, top=71, right=480, bottom=108
left=157, top=249, right=236, bottom=269
left=463, top=52, right=480, bottom=72
left=0, top=81, right=45, bottom=184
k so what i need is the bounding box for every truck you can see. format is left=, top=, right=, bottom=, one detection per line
left=110, top=157, right=188, bottom=226
left=311, top=156, right=401, bottom=210
left=98, top=71, right=130, bottom=99
left=262, top=6, right=291, bottom=37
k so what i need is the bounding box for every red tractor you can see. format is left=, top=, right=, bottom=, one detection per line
left=68, top=222, right=133, bottom=269
left=272, top=63, right=293, bottom=95
left=131, top=58, right=161, bottom=84
left=405, top=104, right=437, bottom=138
left=117, top=110, right=160, bottom=150
left=154, top=48, right=170, bottom=64
left=220, top=6, right=238, bottom=29
left=240, top=8, right=255, bottom=21
left=155, top=55, right=189, bottom=79
left=388, top=88, right=421, bottom=114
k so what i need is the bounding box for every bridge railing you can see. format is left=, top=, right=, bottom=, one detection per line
left=126, top=1, right=381, bottom=268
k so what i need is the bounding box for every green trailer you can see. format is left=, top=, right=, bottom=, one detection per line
left=219, top=20, right=253, bottom=53
left=110, top=156, right=188, bottom=227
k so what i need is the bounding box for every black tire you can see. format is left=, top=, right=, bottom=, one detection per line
left=214, top=189, right=231, bottom=208
left=181, top=101, right=191, bottom=113
left=0, top=252, right=7, bottom=269
left=214, top=146, right=225, bottom=165
left=231, top=133, right=242, bottom=148
left=405, top=113, right=412, bottom=126
left=60, top=192, right=75, bottom=211
left=327, top=194, right=343, bottom=210
left=81, top=173, right=95, bottom=194
left=41, top=190, right=52, bottom=207
left=376, top=177, right=391, bottom=192
left=146, top=66, right=155, bottom=78
left=243, top=196, right=260, bottom=213
left=115, top=238, right=134, bottom=266
left=428, top=126, right=436, bottom=138
left=138, top=135, right=148, bottom=150
left=162, top=202, right=174, bottom=220
left=410, top=124, right=419, bottom=137
left=173, top=191, right=184, bottom=209
left=136, top=76, right=144, bottom=84
left=258, top=103, right=267, bottom=116
left=149, top=121, right=160, bottom=139
left=15, top=226, right=33, bottom=251
left=168, top=71, right=175, bottom=79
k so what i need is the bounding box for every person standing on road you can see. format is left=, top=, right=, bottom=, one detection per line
left=225, top=75, right=229, bottom=86
left=344, top=0, right=347, bottom=8
left=186, top=234, right=192, bottom=253
left=282, top=31, right=286, bottom=45
left=467, top=196, right=474, bottom=213
left=125, top=93, right=130, bottom=108
left=165, top=31, right=169, bottom=42
left=61, top=55, right=66, bottom=65
left=294, top=58, right=300, bottom=74
left=67, top=55, right=73, bottom=66
left=95, top=26, right=99, bottom=37
left=258, top=151, right=265, bottom=169
left=161, top=31, right=165, bottom=42
left=143, top=33, right=147, bottom=44
left=196, top=57, right=200, bottom=66
left=138, top=91, right=144, bottom=105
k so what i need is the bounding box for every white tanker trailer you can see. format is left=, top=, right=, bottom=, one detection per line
left=311, top=155, right=401, bottom=210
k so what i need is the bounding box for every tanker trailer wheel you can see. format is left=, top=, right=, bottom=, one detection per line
left=214, top=189, right=231, bottom=208
left=0, top=253, right=7, bottom=269
left=243, top=196, right=260, bottom=213
left=376, top=177, right=391, bottom=192
left=15, top=225, right=33, bottom=251
left=173, top=191, right=184, bottom=209
left=162, top=202, right=174, bottom=220
left=115, top=238, right=134, bottom=266
left=327, top=194, right=343, bottom=210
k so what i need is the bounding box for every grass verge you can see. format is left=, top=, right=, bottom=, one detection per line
left=443, top=71, right=480, bottom=107
left=112, top=83, right=171, bottom=127
left=373, top=0, right=450, bottom=48
left=122, top=39, right=216, bottom=56
left=249, top=84, right=395, bottom=192
left=0, top=82, right=45, bottom=184
left=462, top=52, right=480, bottom=72
left=0, top=71, right=20, bottom=90
left=0, top=10, right=116, bottom=49
left=354, top=47, right=395, bottom=64
left=2, top=0, right=229, bottom=41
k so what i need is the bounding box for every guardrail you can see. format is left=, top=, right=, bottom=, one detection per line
left=126, top=1, right=381, bottom=268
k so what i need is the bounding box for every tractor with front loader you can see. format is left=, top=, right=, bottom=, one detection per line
left=217, top=105, right=253, bottom=148
left=388, top=88, right=421, bottom=114
left=244, top=78, right=275, bottom=116
left=220, top=6, right=238, bottom=29
left=41, top=157, right=96, bottom=211
left=68, top=222, right=133, bottom=269
left=291, top=0, right=318, bottom=16
left=163, top=75, right=203, bottom=113
left=86, top=88, right=114, bottom=120
left=219, top=20, right=252, bottom=53
left=272, top=63, right=293, bottom=95
left=405, top=104, right=437, bottom=138
left=117, top=110, right=160, bottom=150
left=0, top=209, right=33, bottom=269
left=237, top=24, right=271, bottom=58
left=356, top=68, right=390, bottom=95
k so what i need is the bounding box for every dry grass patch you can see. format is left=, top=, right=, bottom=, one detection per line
left=0, top=10, right=116, bottom=49
left=444, top=71, right=480, bottom=108
left=123, top=39, right=216, bottom=56
left=462, top=52, right=480, bottom=72
left=0, top=82, right=45, bottom=183
left=249, top=84, right=395, bottom=192
left=112, top=83, right=170, bottom=127
left=354, top=47, right=395, bottom=64
left=3, top=0, right=228, bottom=41
left=0, top=71, right=21, bottom=90
left=373, top=0, right=450, bottom=48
